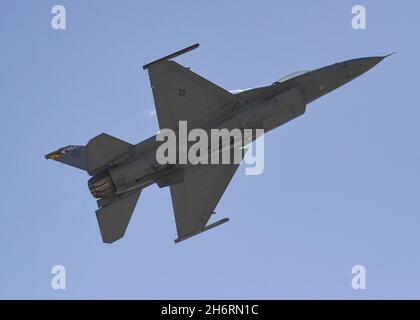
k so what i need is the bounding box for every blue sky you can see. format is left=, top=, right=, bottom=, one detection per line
left=1, top=0, right=419, bottom=299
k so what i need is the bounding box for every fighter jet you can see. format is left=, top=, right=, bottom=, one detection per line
left=45, top=43, right=391, bottom=244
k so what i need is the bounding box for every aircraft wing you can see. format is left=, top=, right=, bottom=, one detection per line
left=144, top=45, right=238, bottom=129
left=170, top=161, right=243, bottom=243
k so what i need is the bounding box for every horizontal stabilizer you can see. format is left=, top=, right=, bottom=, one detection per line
left=86, top=133, right=133, bottom=175
left=45, top=145, right=87, bottom=171
left=96, top=189, right=141, bottom=244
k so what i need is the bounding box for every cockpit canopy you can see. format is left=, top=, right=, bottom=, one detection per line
left=273, top=70, right=311, bottom=85
left=229, top=70, right=311, bottom=94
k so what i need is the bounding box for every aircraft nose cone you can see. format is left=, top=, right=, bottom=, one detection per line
left=358, top=56, right=384, bottom=72
left=345, top=54, right=392, bottom=80
left=357, top=53, right=395, bottom=73
left=365, top=56, right=383, bottom=66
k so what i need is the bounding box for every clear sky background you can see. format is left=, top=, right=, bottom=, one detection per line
left=1, top=0, right=419, bottom=299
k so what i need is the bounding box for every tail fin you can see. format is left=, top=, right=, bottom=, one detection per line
left=86, top=133, right=133, bottom=175
left=45, top=133, right=132, bottom=174
left=45, top=145, right=87, bottom=171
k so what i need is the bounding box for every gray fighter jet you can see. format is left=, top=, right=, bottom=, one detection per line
left=45, top=43, right=391, bottom=244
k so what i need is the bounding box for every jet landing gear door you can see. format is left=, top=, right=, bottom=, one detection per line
left=262, top=86, right=306, bottom=131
